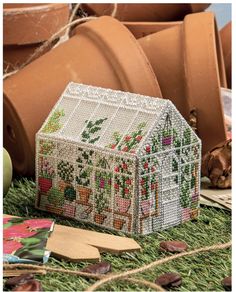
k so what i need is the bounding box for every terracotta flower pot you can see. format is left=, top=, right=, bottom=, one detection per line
left=38, top=177, right=52, bottom=193
left=113, top=218, right=125, bottom=230
left=115, top=196, right=131, bottom=213
left=77, top=186, right=91, bottom=204
left=3, top=3, right=70, bottom=73
left=94, top=213, right=107, bottom=225
left=82, top=3, right=210, bottom=21
left=141, top=199, right=152, bottom=215
left=3, top=16, right=161, bottom=176
left=220, top=22, right=231, bottom=89
left=139, top=12, right=227, bottom=154
left=58, top=180, right=71, bottom=192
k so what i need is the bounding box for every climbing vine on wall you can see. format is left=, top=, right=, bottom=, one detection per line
left=81, top=118, right=107, bottom=144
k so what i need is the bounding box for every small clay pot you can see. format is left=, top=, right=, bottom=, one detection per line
left=3, top=16, right=161, bottom=176
left=139, top=12, right=227, bottom=154
left=82, top=3, right=210, bottom=21
left=94, top=214, right=107, bottom=225
left=3, top=3, right=70, bottom=73
left=220, top=22, right=231, bottom=89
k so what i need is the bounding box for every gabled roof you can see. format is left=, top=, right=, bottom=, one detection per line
left=37, top=82, right=177, bottom=156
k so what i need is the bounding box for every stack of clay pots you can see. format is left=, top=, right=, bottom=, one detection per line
left=3, top=4, right=231, bottom=177
left=81, top=3, right=210, bottom=38
left=3, top=3, right=70, bottom=73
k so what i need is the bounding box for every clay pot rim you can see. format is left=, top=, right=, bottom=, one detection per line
left=75, top=16, right=162, bottom=97
left=123, top=20, right=182, bottom=26
left=183, top=11, right=227, bottom=153
left=3, top=95, right=33, bottom=175
left=4, top=3, right=70, bottom=45
left=3, top=3, right=68, bottom=15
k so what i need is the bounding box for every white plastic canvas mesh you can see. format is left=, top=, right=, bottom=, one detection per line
left=35, top=82, right=201, bottom=234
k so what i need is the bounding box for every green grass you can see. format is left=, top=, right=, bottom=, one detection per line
left=3, top=178, right=231, bottom=291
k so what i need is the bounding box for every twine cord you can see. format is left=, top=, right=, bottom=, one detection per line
left=86, top=241, right=231, bottom=291
left=4, top=241, right=231, bottom=291
left=3, top=264, right=164, bottom=291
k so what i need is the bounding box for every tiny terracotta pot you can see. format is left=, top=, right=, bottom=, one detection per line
left=139, top=12, right=227, bottom=154
left=78, top=186, right=91, bottom=204
left=141, top=199, right=152, bottom=215
left=113, top=218, right=125, bottom=230
left=115, top=196, right=131, bottom=213
left=3, top=3, right=70, bottom=73
left=94, top=213, right=107, bottom=225
left=38, top=177, right=52, bottom=194
left=82, top=3, right=210, bottom=21
left=58, top=180, right=71, bottom=192
left=4, top=16, right=161, bottom=176
left=220, top=22, right=231, bottom=89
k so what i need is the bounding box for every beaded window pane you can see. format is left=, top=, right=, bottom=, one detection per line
left=36, top=82, right=201, bottom=234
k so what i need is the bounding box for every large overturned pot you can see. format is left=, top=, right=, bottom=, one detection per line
left=220, top=22, right=231, bottom=89
left=3, top=3, right=70, bottom=73
left=139, top=12, right=227, bottom=154
left=3, top=16, right=161, bottom=176
left=82, top=3, right=210, bottom=21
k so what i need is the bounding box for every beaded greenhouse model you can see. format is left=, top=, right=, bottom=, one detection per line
left=35, top=82, right=201, bottom=235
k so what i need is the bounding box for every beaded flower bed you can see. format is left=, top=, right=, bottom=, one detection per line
left=35, top=82, right=201, bottom=235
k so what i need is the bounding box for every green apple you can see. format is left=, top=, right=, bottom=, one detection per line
left=3, top=148, right=12, bottom=196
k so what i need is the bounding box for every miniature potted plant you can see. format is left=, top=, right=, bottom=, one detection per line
left=63, top=185, right=76, bottom=217
left=76, top=165, right=92, bottom=204
left=57, top=160, right=74, bottom=191
left=47, top=187, right=64, bottom=214
left=95, top=170, right=112, bottom=194
left=38, top=157, right=55, bottom=193
left=140, top=176, right=153, bottom=215
left=94, top=192, right=109, bottom=224
left=115, top=176, right=132, bottom=213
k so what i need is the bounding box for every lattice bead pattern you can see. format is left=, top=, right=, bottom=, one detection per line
left=35, top=82, right=201, bottom=234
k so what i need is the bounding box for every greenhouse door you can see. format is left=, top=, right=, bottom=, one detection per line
left=160, top=153, right=181, bottom=229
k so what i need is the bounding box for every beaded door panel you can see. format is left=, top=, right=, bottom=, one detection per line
left=36, top=82, right=201, bottom=234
